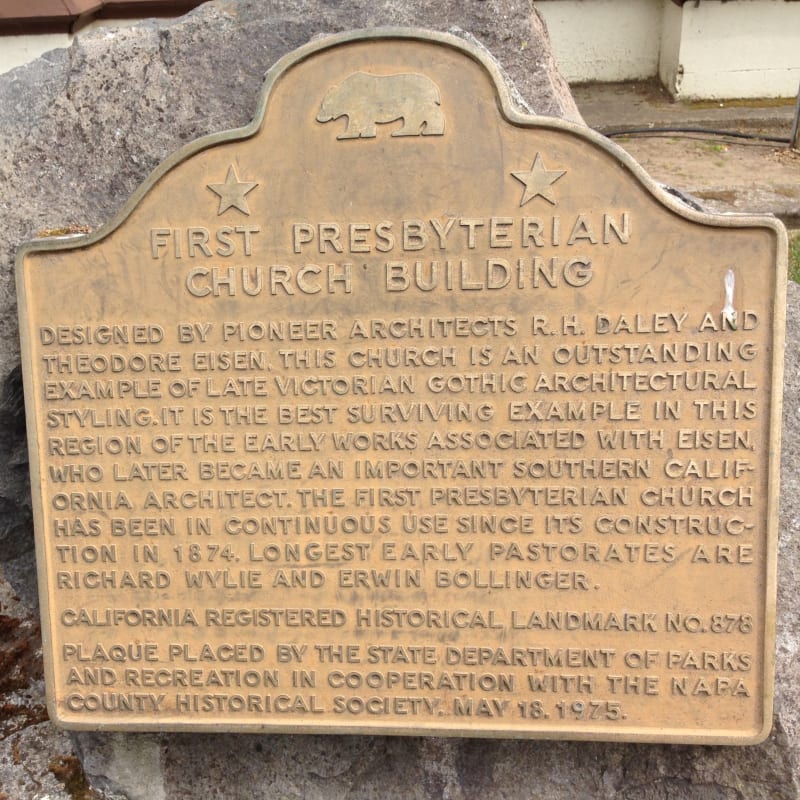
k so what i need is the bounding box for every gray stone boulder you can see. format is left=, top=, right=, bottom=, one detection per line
left=0, top=0, right=579, bottom=575
left=0, top=1, right=797, bottom=798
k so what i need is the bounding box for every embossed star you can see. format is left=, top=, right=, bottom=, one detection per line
left=207, top=165, right=258, bottom=215
left=511, top=153, right=566, bottom=206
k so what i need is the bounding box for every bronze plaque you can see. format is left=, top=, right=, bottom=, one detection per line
left=17, top=29, right=786, bottom=742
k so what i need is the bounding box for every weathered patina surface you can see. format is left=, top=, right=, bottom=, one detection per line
left=18, top=29, right=785, bottom=742
left=1, top=2, right=798, bottom=797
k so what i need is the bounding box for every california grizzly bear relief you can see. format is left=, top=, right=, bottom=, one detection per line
left=316, top=71, right=445, bottom=139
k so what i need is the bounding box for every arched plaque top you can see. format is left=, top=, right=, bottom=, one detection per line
left=17, top=28, right=790, bottom=260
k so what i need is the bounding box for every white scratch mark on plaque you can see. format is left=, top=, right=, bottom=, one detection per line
left=723, top=269, right=737, bottom=329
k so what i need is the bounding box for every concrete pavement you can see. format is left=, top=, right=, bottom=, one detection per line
left=571, top=81, right=800, bottom=227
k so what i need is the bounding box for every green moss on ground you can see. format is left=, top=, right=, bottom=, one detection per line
left=790, top=231, right=800, bottom=284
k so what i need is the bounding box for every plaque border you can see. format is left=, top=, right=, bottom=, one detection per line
left=16, top=27, right=786, bottom=744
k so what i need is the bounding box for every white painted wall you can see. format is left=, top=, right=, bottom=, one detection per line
left=536, top=0, right=663, bottom=82
left=665, top=0, right=800, bottom=99
left=536, top=0, right=799, bottom=98
left=657, top=0, right=683, bottom=92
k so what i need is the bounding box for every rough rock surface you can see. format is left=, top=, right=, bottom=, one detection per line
left=0, top=0, right=579, bottom=581
left=0, top=1, right=797, bottom=798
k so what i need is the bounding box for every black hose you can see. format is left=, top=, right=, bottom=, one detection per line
left=600, top=126, right=791, bottom=144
